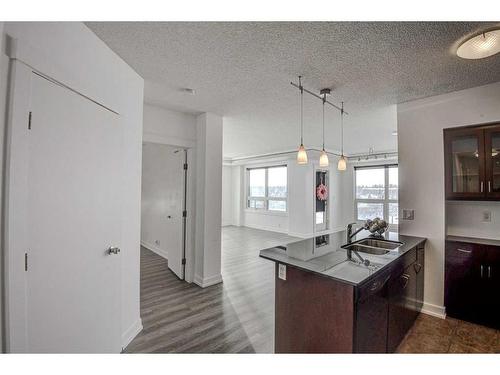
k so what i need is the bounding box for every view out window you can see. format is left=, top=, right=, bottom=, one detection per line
left=247, top=166, right=287, bottom=212
left=355, top=165, right=398, bottom=225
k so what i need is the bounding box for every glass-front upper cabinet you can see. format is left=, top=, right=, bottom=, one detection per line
left=444, top=123, right=500, bottom=200
left=444, top=127, right=485, bottom=199
left=485, top=125, right=500, bottom=199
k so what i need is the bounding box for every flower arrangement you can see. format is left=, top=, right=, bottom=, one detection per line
left=316, top=183, right=328, bottom=201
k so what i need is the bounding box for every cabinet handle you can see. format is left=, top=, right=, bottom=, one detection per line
left=400, top=274, right=410, bottom=289
left=481, top=181, right=484, bottom=193
left=481, top=265, right=484, bottom=278
left=414, top=263, right=423, bottom=274
left=488, top=181, right=492, bottom=193
left=457, top=248, right=472, bottom=254
left=488, top=265, right=492, bottom=279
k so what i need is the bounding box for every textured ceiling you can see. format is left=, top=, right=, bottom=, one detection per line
left=87, top=22, right=500, bottom=158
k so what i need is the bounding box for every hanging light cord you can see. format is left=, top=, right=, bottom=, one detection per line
left=322, top=95, right=326, bottom=150
left=341, top=101, right=344, bottom=156
left=299, top=76, right=304, bottom=145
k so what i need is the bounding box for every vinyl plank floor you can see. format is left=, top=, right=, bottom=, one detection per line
left=125, top=226, right=299, bottom=353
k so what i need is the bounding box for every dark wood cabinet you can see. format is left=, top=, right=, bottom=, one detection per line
left=274, top=244, right=425, bottom=353
left=444, top=123, right=500, bottom=200
left=445, top=240, right=500, bottom=329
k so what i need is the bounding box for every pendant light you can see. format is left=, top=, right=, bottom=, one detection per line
left=296, top=76, right=308, bottom=165
left=337, top=102, right=347, bottom=171
left=319, top=91, right=329, bottom=167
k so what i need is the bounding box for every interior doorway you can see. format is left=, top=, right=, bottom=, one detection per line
left=141, top=142, right=188, bottom=280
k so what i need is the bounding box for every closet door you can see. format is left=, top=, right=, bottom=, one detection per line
left=26, top=73, right=123, bottom=353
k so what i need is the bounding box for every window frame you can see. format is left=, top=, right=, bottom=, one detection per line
left=246, top=165, right=288, bottom=213
left=354, top=164, right=398, bottom=227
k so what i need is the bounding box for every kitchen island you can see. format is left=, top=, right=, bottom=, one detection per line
left=259, top=230, right=426, bottom=353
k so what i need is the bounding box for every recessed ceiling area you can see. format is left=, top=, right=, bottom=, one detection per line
left=86, top=22, right=500, bottom=158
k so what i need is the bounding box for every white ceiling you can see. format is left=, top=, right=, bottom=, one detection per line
left=86, top=22, right=500, bottom=158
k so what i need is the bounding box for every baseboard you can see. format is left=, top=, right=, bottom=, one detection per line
left=242, top=223, right=289, bottom=234
left=193, top=273, right=223, bottom=288
left=141, top=240, right=168, bottom=260
left=421, top=302, right=446, bottom=319
left=121, top=318, right=143, bottom=351
left=287, top=231, right=314, bottom=239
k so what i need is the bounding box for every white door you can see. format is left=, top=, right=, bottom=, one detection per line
left=26, top=73, right=122, bottom=353
left=166, top=149, right=186, bottom=279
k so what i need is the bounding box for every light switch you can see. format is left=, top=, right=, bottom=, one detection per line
left=483, top=211, right=492, bottom=222
left=278, top=264, right=286, bottom=280
left=402, top=209, right=415, bottom=220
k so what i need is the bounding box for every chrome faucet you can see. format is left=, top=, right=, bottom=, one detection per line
left=345, top=222, right=370, bottom=263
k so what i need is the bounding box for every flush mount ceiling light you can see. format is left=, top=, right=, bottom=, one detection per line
left=457, top=29, right=500, bottom=59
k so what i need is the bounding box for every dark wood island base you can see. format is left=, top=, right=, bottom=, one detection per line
left=273, top=242, right=425, bottom=353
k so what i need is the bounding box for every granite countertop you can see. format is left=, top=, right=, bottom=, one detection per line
left=259, top=229, right=426, bottom=287
left=446, top=235, right=500, bottom=247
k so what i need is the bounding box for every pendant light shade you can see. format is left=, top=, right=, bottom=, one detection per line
left=457, top=29, right=500, bottom=59
left=337, top=155, right=347, bottom=171
left=296, top=76, right=308, bottom=165
left=319, top=150, right=329, bottom=167
left=297, top=144, right=308, bottom=164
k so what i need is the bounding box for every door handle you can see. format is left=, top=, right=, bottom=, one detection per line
left=107, top=246, right=121, bottom=255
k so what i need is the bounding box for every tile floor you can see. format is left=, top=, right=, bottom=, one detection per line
left=397, top=313, right=500, bottom=353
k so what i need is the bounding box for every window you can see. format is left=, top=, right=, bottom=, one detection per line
left=355, top=165, right=398, bottom=225
left=247, top=166, right=287, bottom=212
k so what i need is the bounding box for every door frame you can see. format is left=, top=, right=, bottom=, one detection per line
left=2, top=40, right=122, bottom=352
left=141, top=136, right=196, bottom=284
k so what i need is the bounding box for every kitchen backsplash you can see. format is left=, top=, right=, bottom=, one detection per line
left=446, top=200, right=500, bottom=240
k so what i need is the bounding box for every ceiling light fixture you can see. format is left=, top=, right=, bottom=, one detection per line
left=457, top=29, right=500, bottom=59
left=319, top=89, right=330, bottom=167
left=296, top=76, right=308, bottom=165
left=290, top=77, right=348, bottom=166
left=337, top=102, right=347, bottom=171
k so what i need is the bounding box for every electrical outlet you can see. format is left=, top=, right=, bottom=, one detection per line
left=402, top=209, right=414, bottom=220
left=482, top=211, right=492, bottom=222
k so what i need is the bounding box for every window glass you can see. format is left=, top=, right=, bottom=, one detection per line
left=356, top=168, right=385, bottom=199
left=388, top=203, right=399, bottom=224
left=389, top=167, right=398, bottom=200
left=268, top=167, right=287, bottom=198
left=249, top=168, right=265, bottom=197
left=357, top=202, right=384, bottom=220
left=269, top=200, right=286, bottom=212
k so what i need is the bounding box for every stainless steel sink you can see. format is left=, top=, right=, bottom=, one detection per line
left=341, top=239, right=403, bottom=255
left=356, top=239, right=403, bottom=250
left=342, top=244, right=391, bottom=255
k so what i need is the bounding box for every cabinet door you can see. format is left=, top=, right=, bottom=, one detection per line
left=484, top=125, right=500, bottom=199
left=387, top=267, right=416, bottom=353
left=444, top=128, right=486, bottom=200
left=445, top=241, right=485, bottom=321
left=482, top=245, right=500, bottom=329
left=415, top=246, right=425, bottom=312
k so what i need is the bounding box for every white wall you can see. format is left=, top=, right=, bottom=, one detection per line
left=0, top=22, right=144, bottom=350
left=0, top=21, right=6, bottom=353
left=194, top=113, right=223, bottom=287
left=446, top=201, right=500, bottom=240
left=398, top=81, right=500, bottom=318
left=143, top=103, right=196, bottom=147
left=221, top=165, right=233, bottom=226
left=141, top=143, right=183, bottom=258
